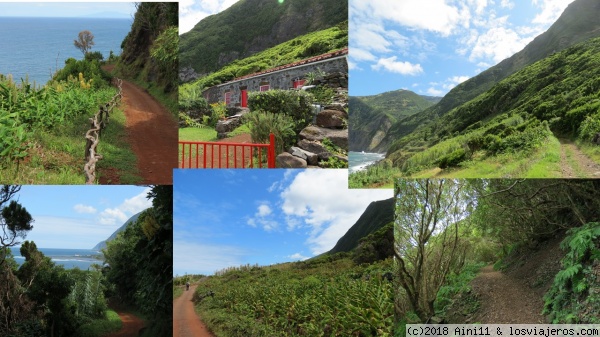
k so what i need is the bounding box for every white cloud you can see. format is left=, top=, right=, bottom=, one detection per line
left=468, top=26, right=533, bottom=63
left=532, top=0, right=575, bottom=25
left=98, top=188, right=152, bottom=226
left=371, top=57, right=424, bottom=75
left=500, top=0, right=515, bottom=9
left=350, top=48, right=377, bottom=62
left=427, top=87, right=444, bottom=96
left=288, top=253, right=309, bottom=261
left=257, top=204, right=272, bottom=217
left=179, top=0, right=240, bottom=34
left=352, top=0, right=462, bottom=36
left=247, top=202, right=278, bottom=231
left=280, top=170, right=391, bottom=255
left=73, top=204, right=97, bottom=214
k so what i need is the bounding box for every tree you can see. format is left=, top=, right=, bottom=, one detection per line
left=0, top=185, right=34, bottom=256
left=74, top=30, right=95, bottom=57
left=394, top=179, right=472, bottom=321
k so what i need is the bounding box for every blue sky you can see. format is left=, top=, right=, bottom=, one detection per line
left=350, top=0, right=577, bottom=97
left=0, top=2, right=137, bottom=19
left=173, top=169, right=391, bottom=276
left=11, top=186, right=152, bottom=249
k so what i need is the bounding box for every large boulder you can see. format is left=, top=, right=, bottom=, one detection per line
left=297, top=139, right=332, bottom=160
left=215, top=116, right=242, bottom=136
left=299, top=126, right=348, bottom=150
left=316, top=109, right=347, bottom=129
left=289, top=146, right=318, bottom=166
left=276, top=152, right=307, bottom=168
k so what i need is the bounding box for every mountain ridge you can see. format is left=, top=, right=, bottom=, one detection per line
left=179, top=0, right=348, bottom=79
left=92, top=211, right=144, bottom=250
left=379, top=0, right=600, bottom=154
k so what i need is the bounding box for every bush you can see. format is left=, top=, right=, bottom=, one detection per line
left=243, top=110, right=295, bottom=155
left=52, top=58, right=110, bottom=89
left=437, top=148, right=467, bottom=169
left=84, top=51, right=104, bottom=62
left=248, top=89, right=314, bottom=133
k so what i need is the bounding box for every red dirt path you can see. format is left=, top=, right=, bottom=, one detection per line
left=173, top=285, right=216, bottom=337
left=101, top=65, right=177, bottom=184
left=103, top=310, right=145, bottom=337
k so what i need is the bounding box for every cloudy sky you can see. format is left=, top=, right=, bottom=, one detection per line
left=173, top=169, right=391, bottom=276
left=179, top=0, right=239, bottom=34
left=0, top=2, right=136, bottom=18
left=350, top=0, right=577, bottom=97
left=14, top=186, right=152, bottom=249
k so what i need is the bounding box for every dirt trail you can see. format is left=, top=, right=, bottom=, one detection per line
left=470, top=265, right=546, bottom=323
left=119, top=80, right=177, bottom=184
left=103, top=310, right=145, bottom=337
left=559, top=139, right=600, bottom=178
left=101, top=65, right=177, bottom=184
left=173, top=284, right=215, bottom=337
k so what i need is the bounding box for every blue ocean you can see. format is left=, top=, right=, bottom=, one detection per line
left=10, top=247, right=105, bottom=270
left=349, top=151, right=386, bottom=173
left=0, top=17, right=131, bottom=85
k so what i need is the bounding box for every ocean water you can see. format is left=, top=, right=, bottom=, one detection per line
left=10, top=247, right=104, bottom=270
left=349, top=151, right=386, bottom=173
left=0, top=17, right=131, bottom=85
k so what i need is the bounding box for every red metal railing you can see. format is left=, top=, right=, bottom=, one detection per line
left=179, top=133, right=276, bottom=168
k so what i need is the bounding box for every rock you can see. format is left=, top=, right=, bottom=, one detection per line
left=276, top=152, right=307, bottom=168
left=289, top=147, right=307, bottom=160
left=323, top=103, right=346, bottom=113
left=299, top=126, right=348, bottom=150
left=290, top=146, right=318, bottom=165
left=316, top=109, right=347, bottom=129
left=297, top=139, right=331, bottom=159
left=215, top=116, right=241, bottom=134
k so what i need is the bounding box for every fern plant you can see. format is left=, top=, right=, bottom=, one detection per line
left=543, top=222, right=600, bottom=323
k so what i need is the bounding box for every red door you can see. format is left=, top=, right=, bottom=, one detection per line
left=241, top=89, right=248, bottom=108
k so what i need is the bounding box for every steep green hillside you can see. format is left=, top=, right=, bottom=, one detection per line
left=180, top=0, right=347, bottom=78
left=386, top=36, right=600, bottom=173
left=116, top=3, right=178, bottom=99
left=378, top=0, right=600, bottom=152
left=180, top=22, right=347, bottom=92
left=92, top=211, right=143, bottom=250
left=328, top=198, right=394, bottom=254
left=349, top=90, right=437, bottom=152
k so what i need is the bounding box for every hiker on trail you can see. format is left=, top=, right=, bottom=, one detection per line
left=186, top=282, right=190, bottom=291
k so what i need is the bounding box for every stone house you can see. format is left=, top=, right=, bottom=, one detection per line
left=203, top=48, right=348, bottom=108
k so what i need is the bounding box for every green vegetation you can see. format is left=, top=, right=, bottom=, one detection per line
left=543, top=222, right=600, bottom=323
left=393, top=179, right=600, bottom=327
left=103, top=186, right=172, bottom=336
left=378, top=0, right=600, bottom=154
left=179, top=0, right=347, bottom=76
left=0, top=186, right=172, bottom=337
left=353, top=36, right=600, bottom=186
left=180, top=22, right=347, bottom=91
left=0, top=59, right=139, bottom=184
left=179, top=127, right=217, bottom=142
left=191, top=257, right=394, bottom=337
left=115, top=2, right=177, bottom=115
left=243, top=110, right=295, bottom=155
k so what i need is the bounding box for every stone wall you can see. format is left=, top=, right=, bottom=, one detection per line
left=203, top=56, right=348, bottom=107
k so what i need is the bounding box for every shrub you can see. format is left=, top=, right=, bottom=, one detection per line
left=243, top=110, right=295, bottom=155
left=52, top=58, right=110, bottom=89
left=437, top=148, right=467, bottom=169
left=84, top=51, right=104, bottom=62
left=578, top=112, right=600, bottom=142
left=248, top=89, right=314, bottom=133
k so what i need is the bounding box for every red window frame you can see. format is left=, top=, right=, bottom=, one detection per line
left=224, top=91, right=231, bottom=105
left=259, top=84, right=270, bottom=92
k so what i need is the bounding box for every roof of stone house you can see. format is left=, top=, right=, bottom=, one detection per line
left=221, top=47, right=349, bottom=85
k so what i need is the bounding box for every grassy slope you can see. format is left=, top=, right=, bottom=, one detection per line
left=380, top=0, right=600, bottom=153
left=180, top=0, right=348, bottom=75
left=194, top=257, right=394, bottom=337
left=384, top=36, right=600, bottom=175
left=181, top=22, right=348, bottom=92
